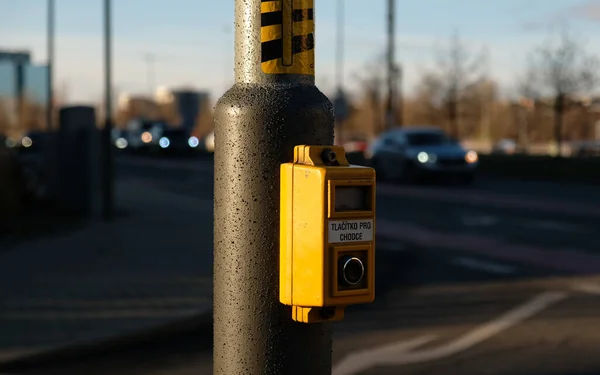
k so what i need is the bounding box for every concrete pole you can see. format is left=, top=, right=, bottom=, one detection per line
left=335, top=0, right=345, bottom=92
left=385, top=0, right=396, bottom=130
left=102, top=0, right=114, bottom=221
left=213, top=0, right=334, bottom=373
left=335, top=0, right=345, bottom=145
left=47, top=0, right=54, bottom=131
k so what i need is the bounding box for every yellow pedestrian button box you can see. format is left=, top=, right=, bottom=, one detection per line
left=280, top=145, right=376, bottom=323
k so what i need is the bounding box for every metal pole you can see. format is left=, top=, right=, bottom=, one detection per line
left=47, top=0, right=54, bottom=131
left=397, top=63, right=403, bottom=126
left=335, top=0, right=345, bottom=145
left=385, top=0, right=396, bottom=130
left=335, top=0, right=344, bottom=91
left=213, top=0, right=333, bottom=373
left=16, top=63, right=24, bottom=133
left=102, top=0, right=114, bottom=221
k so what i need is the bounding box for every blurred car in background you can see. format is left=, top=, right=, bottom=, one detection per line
left=13, top=131, right=53, bottom=202
left=571, top=140, right=600, bottom=158
left=6, top=131, right=49, bottom=153
left=492, top=139, right=518, bottom=155
left=112, top=129, right=130, bottom=151
left=343, top=137, right=368, bottom=153
left=369, top=126, right=479, bottom=184
left=157, top=128, right=199, bottom=157
left=126, top=120, right=164, bottom=153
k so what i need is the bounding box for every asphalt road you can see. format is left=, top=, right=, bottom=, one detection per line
left=7, top=154, right=600, bottom=375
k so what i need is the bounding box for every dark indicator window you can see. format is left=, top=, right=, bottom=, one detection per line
left=334, top=186, right=372, bottom=212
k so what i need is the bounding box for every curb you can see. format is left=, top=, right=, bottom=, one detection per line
left=0, top=310, right=213, bottom=373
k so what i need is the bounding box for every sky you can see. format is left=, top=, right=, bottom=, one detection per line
left=1, top=0, right=600, bottom=104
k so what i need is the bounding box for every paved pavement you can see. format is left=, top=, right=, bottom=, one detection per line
left=2, top=155, right=600, bottom=375
left=0, top=175, right=213, bottom=363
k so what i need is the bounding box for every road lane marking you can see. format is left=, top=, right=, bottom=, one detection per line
left=332, top=291, right=567, bottom=375
left=333, top=335, right=438, bottom=375
left=572, top=282, right=600, bottom=294
left=452, top=257, right=515, bottom=274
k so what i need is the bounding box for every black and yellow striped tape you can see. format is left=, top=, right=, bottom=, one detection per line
left=260, top=0, right=315, bottom=75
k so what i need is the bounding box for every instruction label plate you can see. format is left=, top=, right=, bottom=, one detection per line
left=328, top=219, right=374, bottom=244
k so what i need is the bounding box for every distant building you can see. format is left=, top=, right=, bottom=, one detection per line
left=154, top=87, right=211, bottom=136
left=0, top=50, right=31, bottom=65
left=117, top=93, right=161, bottom=124
left=171, top=89, right=210, bottom=135
left=0, top=49, right=49, bottom=134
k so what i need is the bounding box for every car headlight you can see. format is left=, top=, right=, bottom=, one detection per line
left=465, top=150, right=478, bottom=164
left=115, top=138, right=128, bottom=149
left=159, top=137, right=170, bottom=148
left=417, top=152, right=437, bottom=163
left=22, top=137, right=33, bottom=148
left=188, top=136, right=199, bottom=148
left=141, top=131, right=153, bottom=143
left=5, top=138, right=17, bottom=148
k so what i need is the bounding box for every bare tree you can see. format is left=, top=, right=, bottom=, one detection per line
left=354, top=53, right=387, bottom=136
left=526, top=28, right=599, bottom=156
left=411, top=73, right=445, bottom=125
left=514, top=67, right=541, bottom=151
left=430, top=31, right=485, bottom=139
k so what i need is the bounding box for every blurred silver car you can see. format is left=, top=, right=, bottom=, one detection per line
left=492, top=139, right=517, bottom=155
left=369, top=126, right=479, bottom=184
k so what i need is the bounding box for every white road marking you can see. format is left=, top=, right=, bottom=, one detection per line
left=572, top=282, right=600, bottom=294
left=333, top=291, right=568, bottom=375
left=460, top=215, right=499, bottom=227
left=452, top=257, right=516, bottom=275
left=333, top=335, right=438, bottom=375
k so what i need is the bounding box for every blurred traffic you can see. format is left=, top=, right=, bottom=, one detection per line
left=368, top=126, right=478, bottom=184
left=2, top=0, right=600, bottom=374
left=110, top=122, right=214, bottom=156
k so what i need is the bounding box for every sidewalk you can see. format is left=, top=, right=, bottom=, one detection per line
left=0, top=178, right=214, bottom=363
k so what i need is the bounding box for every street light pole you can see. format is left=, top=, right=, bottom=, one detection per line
left=46, top=0, right=54, bottom=131
left=385, top=0, right=396, bottom=130
left=213, top=0, right=333, bottom=373
left=335, top=0, right=346, bottom=145
left=335, top=0, right=344, bottom=92
left=102, top=0, right=114, bottom=221
left=334, top=0, right=347, bottom=145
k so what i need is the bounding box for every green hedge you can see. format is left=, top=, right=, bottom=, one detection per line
left=478, top=154, right=600, bottom=184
